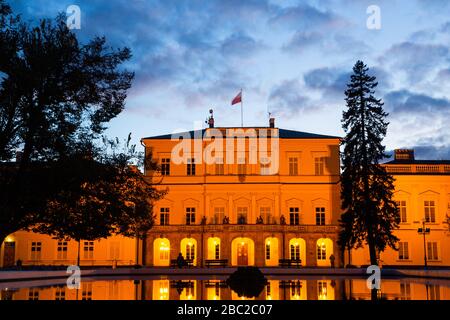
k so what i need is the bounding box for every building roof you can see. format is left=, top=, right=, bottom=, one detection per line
left=142, top=128, right=341, bottom=140
left=383, top=159, right=450, bottom=165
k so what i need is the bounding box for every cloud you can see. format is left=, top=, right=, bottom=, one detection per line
left=267, top=79, right=311, bottom=116
left=384, top=90, right=450, bottom=115
left=220, top=32, right=266, bottom=57
left=379, top=42, right=450, bottom=84
left=269, top=4, right=348, bottom=31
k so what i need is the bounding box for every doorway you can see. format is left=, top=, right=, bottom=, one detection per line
left=3, top=242, right=16, bottom=267
left=237, top=242, right=248, bottom=266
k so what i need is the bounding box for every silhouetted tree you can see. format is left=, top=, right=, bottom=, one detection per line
left=0, top=2, right=164, bottom=249
left=338, top=60, right=400, bottom=270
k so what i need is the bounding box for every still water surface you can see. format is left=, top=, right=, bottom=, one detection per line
left=1, top=275, right=449, bottom=300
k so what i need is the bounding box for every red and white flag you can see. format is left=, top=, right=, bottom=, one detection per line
left=231, top=91, right=242, bottom=105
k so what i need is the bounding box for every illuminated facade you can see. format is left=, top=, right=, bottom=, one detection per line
left=351, top=149, right=450, bottom=267
left=0, top=232, right=137, bottom=267
left=141, top=121, right=342, bottom=267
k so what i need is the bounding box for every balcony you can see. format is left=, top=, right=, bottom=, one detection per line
left=384, top=164, right=450, bottom=174
left=149, top=224, right=338, bottom=234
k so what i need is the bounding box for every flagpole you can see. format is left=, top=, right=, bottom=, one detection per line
left=240, top=88, right=243, bottom=127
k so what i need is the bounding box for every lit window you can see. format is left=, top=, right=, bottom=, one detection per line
left=424, top=201, right=436, bottom=223
left=290, top=243, right=300, bottom=260
left=289, top=157, right=298, bottom=176
left=159, top=241, right=169, bottom=260
left=215, top=243, right=220, bottom=260
left=187, top=158, right=196, bottom=176
left=289, top=207, right=299, bottom=225
left=427, top=242, right=439, bottom=261
left=160, top=207, right=170, bottom=225
left=315, top=207, right=326, bottom=225
left=57, top=241, right=68, bottom=260
left=186, top=243, right=195, bottom=261
left=265, top=242, right=271, bottom=260
left=318, top=281, right=328, bottom=300
left=315, top=157, right=325, bottom=175
left=83, top=241, right=94, bottom=259
left=398, top=242, right=409, bottom=260
left=186, top=207, right=196, bottom=225
left=161, top=158, right=170, bottom=175
left=396, top=201, right=407, bottom=223
left=317, top=242, right=327, bottom=260
left=31, top=242, right=42, bottom=260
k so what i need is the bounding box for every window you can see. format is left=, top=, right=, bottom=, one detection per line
left=215, top=160, right=224, bottom=175
left=237, top=207, right=248, bottom=224
left=400, top=283, right=411, bottom=300
left=424, top=201, right=436, bottom=222
left=186, top=207, right=196, bottom=225
left=289, top=157, right=298, bottom=175
left=213, top=207, right=224, bottom=224
left=237, top=158, right=246, bottom=175
left=187, top=158, right=196, bottom=176
left=160, top=207, right=170, bottom=225
left=318, top=281, right=328, bottom=299
left=291, top=280, right=302, bottom=297
left=55, top=287, right=66, bottom=300
left=396, top=201, right=407, bottom=223
left=82, top=283, right=92, bottom=300
left=428, top=285, right=440, bottom=300
left=427, top=242, right=439, bottom=261
left=186, top=243, right=195, bottom=261
left=260, top=157, right=270, bottom=175
left=161, top=158, right=170, bottom=175
left=290, top=244, right=300, bottom=260
left=28, top=288, right=39, bottom=300
left=159, top=242, right=169, bottom=260
left=289, top=207, right=299, bottom=225
left=315, top=157, right=325, bottom=175
left=265, top=243, right=271, bottom=260
left=398, top=242, right=409, bottom=260
left=315, top=207, right=326, bottom=225
left=260, top=207, right=271, bottom=224
left=215, top=243, right=220, bottom=260
left=83, top=241, right=94, bottom=259
left=57, top=241, right=68, bottom=260
left=317, top=242, right=327, bottom=260
left=31, top=242, right=42, bottom=260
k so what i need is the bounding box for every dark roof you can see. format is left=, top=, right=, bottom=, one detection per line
left=142, top=128, right=341, bottom=140
left=383, top=159, right=450, bottom=165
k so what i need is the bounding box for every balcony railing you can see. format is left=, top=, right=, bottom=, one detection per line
left=150, top=224, right=338, bottom=234
left=384, top=164, right=450, bottom=174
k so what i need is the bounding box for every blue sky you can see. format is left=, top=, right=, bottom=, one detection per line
left=10, top=0, right=450, bottom=159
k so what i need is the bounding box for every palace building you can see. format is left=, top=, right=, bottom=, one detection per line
left=141, top=118, right=341, bottom=267
left=1, top=119, right=449, bottom=269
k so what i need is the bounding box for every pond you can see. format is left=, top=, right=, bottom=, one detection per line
left=1, top=275, right=449, bottom=300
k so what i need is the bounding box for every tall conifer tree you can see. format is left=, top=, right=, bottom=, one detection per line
left=338, top=60, right=400, bottom=267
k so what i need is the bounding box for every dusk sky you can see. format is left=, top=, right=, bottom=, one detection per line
left=10, top=0, right=450, bottom=159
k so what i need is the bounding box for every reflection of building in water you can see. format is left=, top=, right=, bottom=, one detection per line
left=1, top=278, right=449, bottom=300
left=343, top=279, right=450, bottom=300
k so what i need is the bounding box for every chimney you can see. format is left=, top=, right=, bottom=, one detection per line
left=269, top=118, right=275, bottom=128
left=394, top=149, right=414, bottom=161
left=206, top=109, right=214, bottom=128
